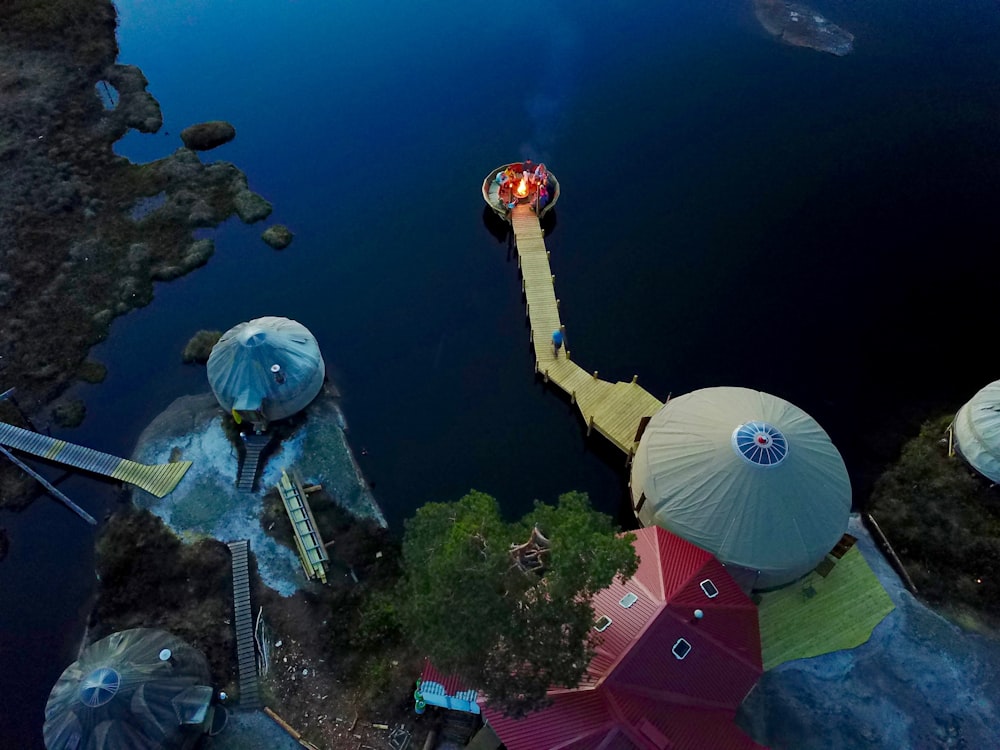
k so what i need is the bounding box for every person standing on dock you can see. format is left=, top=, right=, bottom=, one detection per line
left=552, top=329, right=564, bottom=355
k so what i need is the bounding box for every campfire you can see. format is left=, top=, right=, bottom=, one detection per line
left=516, top=177, right=528, bottom=198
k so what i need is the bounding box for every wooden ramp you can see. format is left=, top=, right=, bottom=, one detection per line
left=228, top=540, right=261, bottom=709
left=276, top=469, right=329, bottom=583
left=0, top=420, right=191, bottom=497
left=510, top=205, right=663, bottom=456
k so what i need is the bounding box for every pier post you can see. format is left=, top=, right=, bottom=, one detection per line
left=593, top=371, right=599, bottom=380
left=571, top=391, right=576, bottom=405
left=632, top=375, right=638, bottom=384
left=587, top=416, right=594, bottom=436
left=543, top=370, right=549, bottom=384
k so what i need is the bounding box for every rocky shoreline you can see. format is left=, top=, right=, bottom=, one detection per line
left=0, top=2, right=279, bottom=509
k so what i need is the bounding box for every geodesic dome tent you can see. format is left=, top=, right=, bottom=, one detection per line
left=953, top=379, right=1000, bottom=483
left=207, top=316, right=325, bottom=426
left=43, top=628, right=214, bottom=750
left=630, top=387, right=851, bottom=590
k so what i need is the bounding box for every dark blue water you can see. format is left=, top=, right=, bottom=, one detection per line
left=3, top=1, right=999, bottom=746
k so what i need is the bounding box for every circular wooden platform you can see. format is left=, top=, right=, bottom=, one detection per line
left=482, top=163, right=560, bottom=221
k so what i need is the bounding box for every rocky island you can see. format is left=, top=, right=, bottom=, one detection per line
left=754, top=0, right=855, bottom=56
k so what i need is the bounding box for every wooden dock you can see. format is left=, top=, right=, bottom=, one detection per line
left=509, top=204, right=664, bottom=456
left=276, top=469, right=329, bottom=583
left=0, top=420, right=191, bottom=497
left=228, top=540, right=261, bottom=709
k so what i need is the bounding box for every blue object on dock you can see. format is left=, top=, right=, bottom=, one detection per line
left=552, top=330, right=564, bottom=349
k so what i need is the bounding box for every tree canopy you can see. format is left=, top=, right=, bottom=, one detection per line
left=398, top=490, right=638, bottom=717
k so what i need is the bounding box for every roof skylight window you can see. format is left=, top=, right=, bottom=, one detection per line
left=594, top=615, right=613, bottom=632
left=672, top=638, right=692, bottom=660
left=700, top=579, right=719, bottom=598
left=619, top=592, right=638, bottom=608
left=731, top=421, right=788, bottom=467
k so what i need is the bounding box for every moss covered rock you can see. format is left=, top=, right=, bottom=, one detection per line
left=182, top=329, right=222, bottom=364
left=233, top=190, right=272, bottom=223
left=179, top=120, right=236, bottom=151
left=262, top=224, right=294, bottom=250
left=52, top=398, right=86, bottom=428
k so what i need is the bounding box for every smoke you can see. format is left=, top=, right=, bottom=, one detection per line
left=520, top=11, right=581, bottom=164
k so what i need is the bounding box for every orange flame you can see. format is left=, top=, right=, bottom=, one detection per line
left=516, top=178, right=528, bottom=198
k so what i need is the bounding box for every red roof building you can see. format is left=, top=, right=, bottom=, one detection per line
left=481, top=526, right=766, bottom=750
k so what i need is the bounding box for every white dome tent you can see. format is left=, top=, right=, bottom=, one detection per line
left=630, top=387, right=851, bottom=590
left=207, top=316, right=325, bottom=430
left=43, top=629, right=215, bottom=750
left=952, top=379, right=1000, bottom=483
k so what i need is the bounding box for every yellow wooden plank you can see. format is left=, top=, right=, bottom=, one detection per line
left=43, top=439, right=67, bottom=460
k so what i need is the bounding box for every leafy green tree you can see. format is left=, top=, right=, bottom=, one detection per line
left=399, top=490, right=638, bottom=717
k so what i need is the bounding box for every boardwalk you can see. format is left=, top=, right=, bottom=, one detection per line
left=0, top=420, right=190, bottom=497
left=509, top=204, right=664, bottom=456
left=228, top=540, right=261, bottom=709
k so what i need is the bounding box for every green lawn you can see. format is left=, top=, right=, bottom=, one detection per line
left=757, top=547, right=895, bottom=670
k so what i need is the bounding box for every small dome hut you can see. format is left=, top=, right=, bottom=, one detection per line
left=207, top=316, right=325, bottom=429
left=630, top=387, right=851, bottom=590
left=43, top=628, right=214, bottom=750
left=953, top=379, right=1000, bottom=483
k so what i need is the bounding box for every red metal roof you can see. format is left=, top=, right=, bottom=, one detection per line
left=482, top=526, right=766, bottom=750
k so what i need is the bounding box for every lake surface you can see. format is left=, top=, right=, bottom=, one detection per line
left=2, top=0, right=999, bottom=746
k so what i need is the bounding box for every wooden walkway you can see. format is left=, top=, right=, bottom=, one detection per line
left=0, top=420, right=191, bottom=497
left=237, top=433, right=271, bottom=492
left=509, top=205, right=664, bottom=456
left=228, top=540, right=261, bottom=709
left=276, top=469, right=329, bottom=583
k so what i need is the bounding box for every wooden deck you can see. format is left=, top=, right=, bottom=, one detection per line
left=228, top=540, right=261, bottom=709
left=756, top=545, right=895, bottom=670
left=276, top=469, right=329, bottom=583
left=0, top=420, right=191, bottom=497
left=510, top=204, right=664, bottom=456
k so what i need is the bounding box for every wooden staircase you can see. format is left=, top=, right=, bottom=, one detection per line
left=236, top=433, right=272, bottom=492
